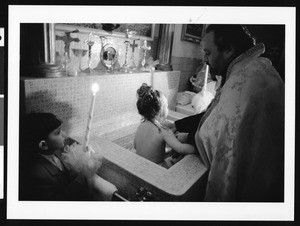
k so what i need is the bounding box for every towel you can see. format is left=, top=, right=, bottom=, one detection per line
left=176, top=91, right=196, bottom=106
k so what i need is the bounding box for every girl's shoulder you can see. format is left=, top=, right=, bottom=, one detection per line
left=137, top=121, right=164, bottom=138
left=138, top=120, right=158, bottom=130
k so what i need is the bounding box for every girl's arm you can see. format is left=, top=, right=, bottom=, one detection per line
left=161, top=119, right=177, bottom=133
left=161, top=128, right=195, bottom=154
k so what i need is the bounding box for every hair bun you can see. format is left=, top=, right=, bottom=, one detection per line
left=137, top=83, right=155, bottom=101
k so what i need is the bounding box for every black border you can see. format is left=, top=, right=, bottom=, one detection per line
left=0, top=0, right=298, bottom=225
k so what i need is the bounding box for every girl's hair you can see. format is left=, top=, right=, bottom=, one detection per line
left=136, top=83, right=168, bottom=125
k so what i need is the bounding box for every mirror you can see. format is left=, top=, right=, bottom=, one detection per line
left=100, top=43, right=118, bottom=71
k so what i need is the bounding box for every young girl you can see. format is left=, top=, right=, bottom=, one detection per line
left=134, top=83, right=195, bottom=168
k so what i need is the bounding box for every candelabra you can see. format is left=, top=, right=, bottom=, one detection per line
left=84, top=32, right=95, bottom=74
left=139, top=40, right=151, bottom=69
left=99, top=36, right=107, bottom=70
left=121, top=40, right=130, bottom=73
left=121, top=29, right=136, bottom=73
left=129, top=39, right=138, bottom=71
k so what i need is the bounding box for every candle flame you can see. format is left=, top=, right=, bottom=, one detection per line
left=91, top=83, right=99, bottom=94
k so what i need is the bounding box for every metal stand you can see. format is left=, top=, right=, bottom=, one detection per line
left=32, top=23, right=65, bottom=77
left=156, top=24, right=175, bottom=71
left=84, top=33, right=95, bottom=74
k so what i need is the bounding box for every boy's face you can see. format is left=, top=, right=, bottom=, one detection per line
left=45, top=125, right=65, bottom=152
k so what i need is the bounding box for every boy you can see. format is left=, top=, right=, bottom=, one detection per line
left=19, top=112, right=92, bottom=201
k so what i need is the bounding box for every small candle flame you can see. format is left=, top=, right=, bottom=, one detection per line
left=91, top=83, right=99, bottom=94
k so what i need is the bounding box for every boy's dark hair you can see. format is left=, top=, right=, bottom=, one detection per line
left=20, top=112, right=62, bottom=151
left=205, top=24, right=255, bottom=58
left=136, top=83, right=161, bottom=123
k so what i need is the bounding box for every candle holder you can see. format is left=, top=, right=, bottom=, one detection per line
left=129, top=39, right=138, bottom=71
left=121, top=40, right=130, bottom=73
left=84, top=33, right=95, bottom=74
left=98, top=36, right=107, bottom=70
left=121, top=29, right=136, bottom=73
left=139, top=40, right=151, bottom=70
left=58, top=51, right=70, bottom=75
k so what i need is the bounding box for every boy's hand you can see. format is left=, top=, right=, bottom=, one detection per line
left=63, top=141, right=78, bottom=153
left=62, top=143, right=83, bottom=173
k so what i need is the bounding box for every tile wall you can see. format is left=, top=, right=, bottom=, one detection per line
left=171, top=56, right=203, bottom=92
left=21, top=71, right=180, bottom=138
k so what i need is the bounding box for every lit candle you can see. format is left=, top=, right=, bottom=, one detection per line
left=202, top=63, right=209, bottom=93
left=83, top=83, right=99, bottom=151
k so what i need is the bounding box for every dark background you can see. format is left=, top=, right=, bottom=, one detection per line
left=0, top=48, right=3, bottom=94
left=0, top=99, right=3, bottom=145
left=248, top=25, right=285, bottom=81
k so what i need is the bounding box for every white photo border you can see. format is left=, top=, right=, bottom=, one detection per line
left=7, top=5, right=295, bottom=220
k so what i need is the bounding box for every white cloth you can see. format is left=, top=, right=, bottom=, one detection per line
left=191, top=76, right=222, bottom=114
left=176, top=91, right=196, bottom=106
left=195, top=43, right=284, bottom=201
left=191, top=81, right=216, bottom=114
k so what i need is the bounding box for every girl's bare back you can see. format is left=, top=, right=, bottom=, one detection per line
left=134, top=121, right=166, bottom=164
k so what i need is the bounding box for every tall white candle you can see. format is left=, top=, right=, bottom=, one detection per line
left=43, top=24, right=49, bottom=63
left=202, top=63, right=209, bottom=93
left=49, top=23, right=56, bottom=64
left=84, top=83, right=99, bottom=151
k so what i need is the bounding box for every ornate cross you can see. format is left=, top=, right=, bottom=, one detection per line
left=56, top=29, right=80, bottom=58
left=99, top=36, right=107, bottom=48
left=139, top=40, right=151, bottom=67
left=140, top=40, right=151, bottom=52
left=129, top=39, right=138, bottom=70
left=130, top=40, right=138, bottom=53
left=84, top=33, right=95, bottom=59
left=84, top=33, right=95, bottom=73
